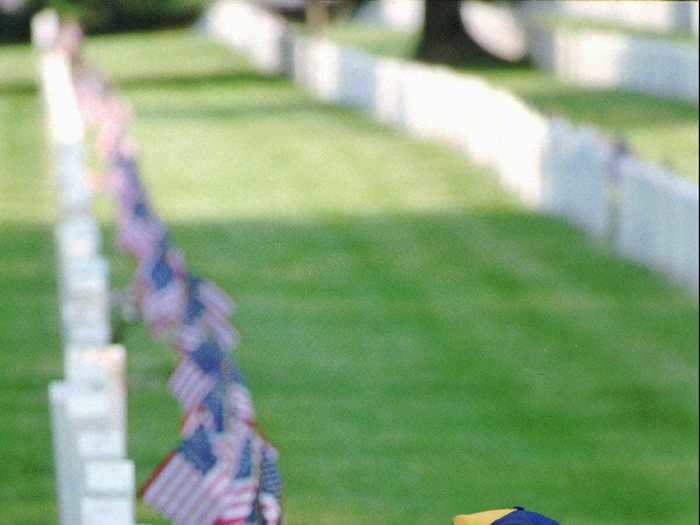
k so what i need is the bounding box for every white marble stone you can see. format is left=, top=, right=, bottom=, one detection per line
left=61, top=299, right=110, bottom=330
left=40, top=52, right=84, bottom=145
left=373, top=57, right=404, bottom=126
left=77, top=430, right=126, bottom=459
left=617, top=157, right=653, bottom=265
left=303, top=39, right=341, bottom=103
left=63, top=322, right=112, bottom=348
left=289, top=34, right=310, bottom=88
left=494, top=94, right=549, bottom=208
left=399, top=63, right=443, bottom=139
left=51, top=384, right=117, bottom=525
left=541, top=118, right=576, bottom=217
left=675, top=184, right=700, bottom=291
left=337, top=46, right=377, bottom=110
left=441, top=75, right=497, bottom=166
left=64, top=346, right=126, bottom=443
left=55, top=216, right=101, bottom=263
left=528, top=24, right=699, bottom=105
left=249, top=9, right=288, bottom=75
left=49, top=382, right=73, bottom=525
left=81, top=496, right=134, bottom=525
left=552, top=1, right=696, bottom=35
left=38, top=51, right=92, bottom=216
left=31, top=9, right=60, bottom=51
left=60, top=257, right=109, bottom=300
left=566, top=128, right=613, bottom=238
left=83, top=460, right=135, bottom=496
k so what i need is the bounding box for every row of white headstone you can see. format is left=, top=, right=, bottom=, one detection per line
left=526, top=21, right=699, bottom=106
left=204, top=0, right=699, bottom=295
left=356, top=0, right=700, bottom=104
left=356, top=0, right=700, bottom=38
left=32, top=10, right=140, bottom=525
left=547, top=0, right=700, bottom=36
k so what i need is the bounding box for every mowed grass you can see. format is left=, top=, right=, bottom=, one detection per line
left=1, top=29, right=698, bottom=525
left=324, top=23, right=700, bottom=183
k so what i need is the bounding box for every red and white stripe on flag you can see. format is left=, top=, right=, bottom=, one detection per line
left=198, top=279, right=236, bottom=319
left=169, top=358, right=217, bottom=412
left=142, top=453, right=235, bottom=525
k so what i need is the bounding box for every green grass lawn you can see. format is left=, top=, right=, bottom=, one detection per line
left=1, top=29, right=698, bottom=525
left=323, top=23, right=700, bottom=183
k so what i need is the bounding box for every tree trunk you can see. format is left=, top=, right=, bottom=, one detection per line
left=336, top=0, right=356, bottom=21
left=416, top=0, right=507, bottom=65
left=306, top=0, right=330, bottom=32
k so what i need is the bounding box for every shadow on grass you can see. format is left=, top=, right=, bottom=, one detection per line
left=117, top=70, right=285, bottom=92
left=138, top=99, right=328, bottom=122
left=0, top=80, right=36, bottom=97
left=0, top=71, right=283, bottom=97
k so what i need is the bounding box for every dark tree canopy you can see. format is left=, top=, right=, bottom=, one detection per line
left=416, top=0, right=525, bottom=66
left=0, top=0, right=204, bottom=42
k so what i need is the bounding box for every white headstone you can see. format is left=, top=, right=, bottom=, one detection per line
left=83, top=460, right=135, bottom=496
left=51, top=384, right=117, bottom=525
left=249, top=9, right=288, bottom=75
left=65, top=346, right=127, bottom=443
left=49, top=382, right=74, bottom=525
left=373, top=57, right=404, bottom=126
left=77, top=430, right=126, bottom=459
left=337, top=47, right=377, bottom=110
left=61, top=257, right=109, bottom=300
left=55, top=216, right=101, bottom=262
left=63, top=323, right=112, bottom=348
left=81, top=497, right=134, bottom=525
left=31, top=9, right=60, bottom=51
left=304, top=39, right=340, bottom=103
left=617, top=158, right=656, bottom=266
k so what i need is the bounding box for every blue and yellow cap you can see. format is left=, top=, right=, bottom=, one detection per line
left=454, top=507, right=559, bottom=525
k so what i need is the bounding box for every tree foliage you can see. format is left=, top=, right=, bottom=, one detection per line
left=416, top=0, right=526, bottom=66
left=0, top=0, right=205, bottom=42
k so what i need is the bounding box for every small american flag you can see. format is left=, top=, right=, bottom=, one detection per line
left=181, top=364, right=254, bottom=438
left=141, top=427, right=238, bottom=525
left=136, top=243, right=187, bottom=337
left=73, top=66, right=108, bottom=128
left=214, top=427, right=261, bottom=525
left=229, top=382, right=255, bottom=426
left=142, top=424, right=265, bottom=525
left=181, top=391, right=224, bottom=438
left=107, top=146, right=146, bottom=203
left=169, top=338, right=225, bottom=412
left=116, top=201, right=167, bottom=263
left=189, top=274, right=236, bottom=319
left=258, top=443, right=283, bottom=525
left=95, top=96, right=131, bottom=163
left=177, top=275, right=240, bottom=355
left=170, top=359, right=218, bottom=415
left=108, top=148, right=169, bottom=263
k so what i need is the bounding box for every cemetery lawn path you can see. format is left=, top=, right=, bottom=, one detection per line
left=0, top=29, right=698, bottom=525
left=325, top=23, right=700, bottom=183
